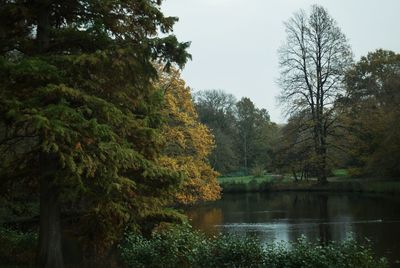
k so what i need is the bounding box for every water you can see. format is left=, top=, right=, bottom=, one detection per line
left=185, top=192, right=400, bottom=266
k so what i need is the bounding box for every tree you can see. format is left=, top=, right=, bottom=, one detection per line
left=235, top=98, right=256, bottom=172
left=274, top=113, right=315, bottom=181
left=194, top=90, right=238, bottom=174
left=194, top=91, right=277, bottom=175
left=252, top=109, right=279, bottom=173
left=0, top=1, right=190, bottom=266
left=278, top=5, right=352, bottom=183
left=343, top=49, right=400, bottom=177
left=157, top=68, right=220, bottom=204
left=235, top=98, right=274, bottom=173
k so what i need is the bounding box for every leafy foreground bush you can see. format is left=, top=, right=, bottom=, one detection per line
left=0, top=226, right=38, bottom=265
left=119, top=225, right=388, bottom=268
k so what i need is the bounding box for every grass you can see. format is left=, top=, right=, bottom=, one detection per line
left=218, top=174, right=292, bottom=193
left=332, top=169, right=349, bottom=177
left=218, top=170, right=400, bottom=194
left=219, top=175, right=271, bottom=184
left=218, top=174, right=294, bottom=184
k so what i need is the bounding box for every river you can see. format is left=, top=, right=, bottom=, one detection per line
left=185, top=192, right=400, bottom=266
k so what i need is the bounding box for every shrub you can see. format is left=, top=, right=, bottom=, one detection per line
left=119, top=226, right=388, bottom=268
left=0, top=226, right=38, bottom=265
left=348, top=167, right=364, bottom=177
left=264, top=237, right=388, bottom=268
left=119, top=225, right=208, bottom=267
left=251, top=165, right=265, bottom=178
left=197, top=234, right=264, bottom=267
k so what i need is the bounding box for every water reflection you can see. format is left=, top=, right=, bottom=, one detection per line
left=185, top=192, right=400, bottom=266
left=185, top=207, right=223, bottom=236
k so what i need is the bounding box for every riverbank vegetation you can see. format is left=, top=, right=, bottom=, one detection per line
left=0, top=1, right=399, bottom=267
left=119, top=225, right=387, bottom=268
left=218, top=174, right=400, bottom=194
left=0, top=224, right=388, bottom=267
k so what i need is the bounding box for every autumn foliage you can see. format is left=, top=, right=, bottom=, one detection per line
left=157, top=69, right=221, bottom=204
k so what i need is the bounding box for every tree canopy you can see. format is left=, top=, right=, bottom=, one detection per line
left=157, top=68, right=220, bottom=205
left=0, top=0, right=193, bottom=266
left=194, top=90, right=239, bottom=174
left=194, top=90, right=277, bottom=176
left=342, top=49, right=400, bottom=177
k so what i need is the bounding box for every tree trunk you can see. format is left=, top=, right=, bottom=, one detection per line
left=37, top=150, right=64, bottom=267
left=292, top=169, right=298, bottom=182
left=38, top=175, right=64, bottom=268
left=317, top=146, right=327, bottom=184
left=36, top=5, right=64, bottom=265
left=314, top=119, right=327, bottom=184
left=36, top=0, right=51, bottom=53
left=243, top=134, right=248, bottom=173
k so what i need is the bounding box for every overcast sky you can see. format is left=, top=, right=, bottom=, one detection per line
left=162, top=0, right=400, bottom=123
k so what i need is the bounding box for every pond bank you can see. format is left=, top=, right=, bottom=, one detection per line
left=219, top=177, right=400, bottom=194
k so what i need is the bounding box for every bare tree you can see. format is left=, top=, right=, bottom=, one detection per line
left=278, top=5, right=352, bottom=183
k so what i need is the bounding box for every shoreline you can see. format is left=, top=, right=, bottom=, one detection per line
left=219, top=178, right=400, bottom=194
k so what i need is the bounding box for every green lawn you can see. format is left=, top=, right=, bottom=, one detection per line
left=332, top=169, right=349, bottom=178
left=218, top=170, right=400, bottom=194
left=219, top=169, right=351, bottom=185
left=218, top=174, right=296, bottom=184
left=218, top=175, right=272, bottom=184
left=218, top=174, right=296, bottom=193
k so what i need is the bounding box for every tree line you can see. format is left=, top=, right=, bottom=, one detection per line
left=194, top=6, right=400, bottom=182
left=193, top=90, right=278, bottom=176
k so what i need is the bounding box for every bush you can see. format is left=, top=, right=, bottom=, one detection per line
left=348, top=167, right=364, bottom=177
left=251, top=165, right=265, bottom=178
left=196, top=235, right=264, bottom=267
left=119, top=225, right=208, bottom=268
left=119, top=226, right=388, bottom=268
left=0, top=226, right=38, bottom=265
left=264, top=237, right=388, bottom=268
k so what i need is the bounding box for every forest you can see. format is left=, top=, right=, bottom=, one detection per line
left=0, top=1, right=399, bottom=267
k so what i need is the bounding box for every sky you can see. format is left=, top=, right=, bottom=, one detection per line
left=162, top=0, right=400, bottom=123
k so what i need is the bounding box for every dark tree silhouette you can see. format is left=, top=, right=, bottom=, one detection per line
left=278, top=5, right=352, bottom=183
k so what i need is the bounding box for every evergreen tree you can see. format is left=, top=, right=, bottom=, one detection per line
left=0, top=0, right=190, bottom=266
